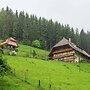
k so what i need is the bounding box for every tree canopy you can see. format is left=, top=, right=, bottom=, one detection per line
left=0, top=7, right=90, bottom=54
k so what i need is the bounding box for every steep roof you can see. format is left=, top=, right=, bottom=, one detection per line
left=53, top=37, right=69, bottom=48
left=0, top=37, right=18, bottom=47
left=8, top=37, right=17, bottom=42
left=50, top=37, right=90, bottom=58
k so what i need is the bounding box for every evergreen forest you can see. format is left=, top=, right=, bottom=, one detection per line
left=0, top=7, right=90, bottom=54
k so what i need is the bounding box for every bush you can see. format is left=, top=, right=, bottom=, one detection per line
left=0, top=58, right=11, bottom=76
left=32, top=40, right=41, bottom=48
left=0, top=49, right=3, bottom=58
left=9, top=51, right=17, bottom=56
left=0, top=52, right=11, bottom=76
left=32, top=50, right=37, bottom=57
left=15, top=49, right=18, bottom=52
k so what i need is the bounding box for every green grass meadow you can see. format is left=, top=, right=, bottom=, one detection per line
left=1, top=44, right=90, bottom=90
left=18, top=44, right=48, bottom=59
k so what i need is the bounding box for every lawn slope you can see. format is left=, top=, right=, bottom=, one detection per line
left=0, top=75, right=37, bottom=90
left=18, top=44, right=48, bottom=59
left=2, top=44, right=90, bottom=90
left=5, top=55, right=90, bottom=90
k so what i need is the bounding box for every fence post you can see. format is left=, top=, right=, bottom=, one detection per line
left=49, top=84, right=51, bottom=90
left=13, top=68, right=15, bottom=76
left=25, top=69, right=28, bottom=82
left=38, top=80, right=40, bottom=87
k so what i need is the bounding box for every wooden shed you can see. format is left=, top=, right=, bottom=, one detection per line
left=0, top=37, right=18, bottom=50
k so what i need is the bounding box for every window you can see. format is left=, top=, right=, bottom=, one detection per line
left=58, top=58, right=64, bottom=61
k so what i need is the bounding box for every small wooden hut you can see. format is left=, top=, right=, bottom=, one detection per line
left=0, top=37, right=18, bottom=50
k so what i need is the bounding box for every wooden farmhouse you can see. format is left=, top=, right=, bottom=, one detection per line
left=48, top=37, right=90, bottom=62
left=0, top=37, right=18, bottom=50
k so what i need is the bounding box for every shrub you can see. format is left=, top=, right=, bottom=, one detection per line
left=15, top=49, right=18, bottom=52
left=9, top=51, right=17, bottom=56
left=0, top=49, right=3, bottom=58
left=0, top=52, right=11, bottom=76
left=0, top=59, right=11, bottom=76
left=32, top=50, right=37, bottom=57
left=32, top=40, right=41, bottom=48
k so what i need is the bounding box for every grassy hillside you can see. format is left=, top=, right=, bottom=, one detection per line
left=1, top=44, right=90, bottom=90
left=0, top=75, right=36, bottom=90
left=17, top=44, right=49, bottom=59
left=5, top=55, right=90, bottom=90
left=1, top=44, right=49, bottom=90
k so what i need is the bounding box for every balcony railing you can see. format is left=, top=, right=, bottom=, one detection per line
left=64, top=58, right=75, bottom=61
left=52, top=48, right=73, bottom=54
left=52, top=53, right=74, bottom=59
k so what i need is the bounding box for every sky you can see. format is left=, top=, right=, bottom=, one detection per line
left=0, top=0, right=90, bottom=32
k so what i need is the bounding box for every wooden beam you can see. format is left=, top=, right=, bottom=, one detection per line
left=64, top=58, right=75, bottom=61
left=52, top=48, right=73, bottom=54
left=52, top=53, right=74, bottom=59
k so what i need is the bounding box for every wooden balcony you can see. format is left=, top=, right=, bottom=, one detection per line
left=52, top=48, right=73, bottom=54
left=52, top=53, right=74, bottom=59
left=64, top=58, right=75, bottom=62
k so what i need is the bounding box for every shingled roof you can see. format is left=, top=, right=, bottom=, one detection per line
left=51, top=37, right=90, bottom=58
left=0, top=37, right=18, bottom=47
left=53, top=37, right=69, bottom=48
